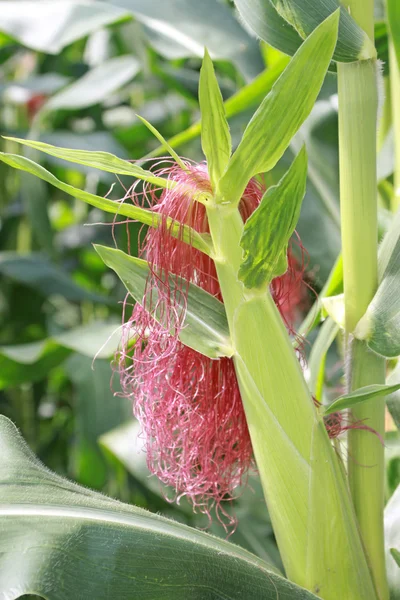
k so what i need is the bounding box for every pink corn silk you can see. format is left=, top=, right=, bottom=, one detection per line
left=118, top=162, right=308, bottom=525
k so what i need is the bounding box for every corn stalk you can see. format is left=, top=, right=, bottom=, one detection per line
left=337, top=2, right=389, bottom=599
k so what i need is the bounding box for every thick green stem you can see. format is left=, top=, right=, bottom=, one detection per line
left=390, top=41, right=400, bottom=211
left=337, top=4, right=389, bottom=597
left=206, top=204, right=377, bottom=599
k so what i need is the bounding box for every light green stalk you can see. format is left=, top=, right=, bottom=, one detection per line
left=337, top=3, right=389, bottom=599
left=205, top=203, right=377, bottom=599
left=390, top=40, right=400, bottom=210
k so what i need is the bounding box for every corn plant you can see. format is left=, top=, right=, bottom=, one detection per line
left=1, top=1, right=400, bottom=599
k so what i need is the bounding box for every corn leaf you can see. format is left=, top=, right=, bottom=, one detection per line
left=355, top=232, right=400, bottom=358
left=324, top=384, right=400, bottom=416
left=234, top=0, right=375, bottom=63
left=136, top=115, right=188, bottom=171
left=94, top=245, right=233, bottom=359
left=0, top=153, right=212, bottom=256
left=199, top=49, right=231, bottom=190
left=270, top=0, right=375, bottom=62
left=391, top=549, right=400, bottom=568
left=4, top=136, right=170, bottom=188
left=233, top=0, right=303, bottom=58
left=308, top=317, right=339, bottom=400
left=0, top=415, right=322, bottom=600
left=218, top=11, right=339, bottom=205
left=239, top=146, right=307, bottom=288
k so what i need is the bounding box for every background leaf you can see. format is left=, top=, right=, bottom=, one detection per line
left=109, top=0, right=264, bottom=80
left=0, top=252, right=109, bottom=303
left=0, top=321, right=121, bottom=389
left=0, top=0, right=130, bottom=53
left=44, top=56, right=141, bottom=111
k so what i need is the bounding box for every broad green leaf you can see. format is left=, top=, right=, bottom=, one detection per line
left=100, top=421, right=282, bottom=566
left=108, top=0, right=263, bottom=81
left=44, top=56, right=141, bottom=111
left=385, top=484, right=400, bottom=598
left=0, top=252, right=109, bottom=303
left=0, top=1, right=130, bottom=53
left=388, top=0, right=400, bottom=68
left=94, top=245, right=233, bottom=359
left=391, top=548, right=400, bottom=568
left=308, top=317, right=339, bottom=400
left=145, top=58, right=288, bottom=160
left=0, top=416, right=319, bottom=600
left=355, top=232, right=400, bottom=357
left=0, top=153, right=212, bottom=256
left=324, top=384, right=400, bottom=416
left=218, top=11, right=339, bottom=205
left=0, top=321, right=121, bottom=389
left=269, top=0, right=375, bottom=62
left=239, top=146, right=307, bottom=288
left=199, top=49, right=231, bottom=190
left=233, top=0, right=303, bottom=58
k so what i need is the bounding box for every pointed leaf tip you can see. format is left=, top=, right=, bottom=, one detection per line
left=239, top=146, right=308, bottom=289
left=324, top=384, right=400, bottom=416
left=199, top=49, right=231, bottom=190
